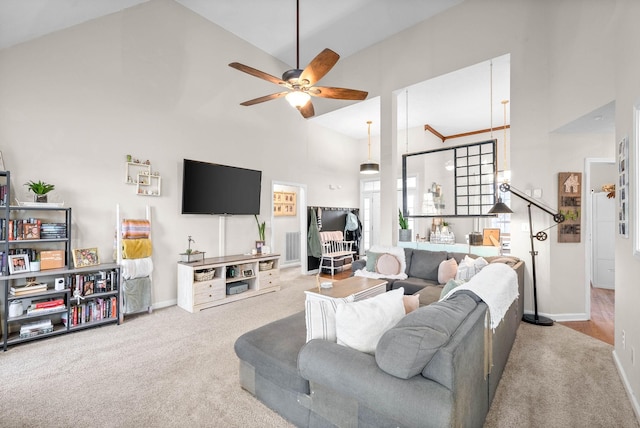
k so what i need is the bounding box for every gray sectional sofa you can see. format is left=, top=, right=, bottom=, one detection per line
left=234, top=248, right=524, bottom=427
left=353, top=247, right=524, bottom=312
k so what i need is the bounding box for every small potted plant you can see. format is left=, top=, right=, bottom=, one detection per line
left=180, top=236, right=203, bottom=262
left=24, top=180, right=55, bottom=203
left=254, top=215, right=266, bottom=254
left=398, top=209, right=412, bottom=242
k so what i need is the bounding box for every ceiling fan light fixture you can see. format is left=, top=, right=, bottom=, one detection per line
left=285, top=91, right=310, bottom=108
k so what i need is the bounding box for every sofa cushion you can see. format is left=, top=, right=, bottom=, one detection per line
left=408, top=250, right=447, bottom=282
left=393, top=277, right=438, bottom=295
left=437, top=258, right=458, bottom=284
left=305, top=294, right=355, bottom=342
left=336, top=287, right=405, bottom=354
left=375, top=293, right=478, bottom=379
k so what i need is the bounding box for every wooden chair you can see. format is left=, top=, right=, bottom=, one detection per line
left=319, top=231, right=355, bottom=276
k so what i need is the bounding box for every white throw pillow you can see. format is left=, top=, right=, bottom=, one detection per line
left=335, top=288, right=406, bottom=354
left=305, top=295, right=355, bottom=342
left=455, top=255, right=488, bottom=281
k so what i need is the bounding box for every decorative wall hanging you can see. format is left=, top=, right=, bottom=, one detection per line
left=124, top=155, right=161, bottom=196
left=617, top=136, right=629, bottom=237
left=273, top=191, right=297, bottom=216
left=557, top=172, right=582, bottom=243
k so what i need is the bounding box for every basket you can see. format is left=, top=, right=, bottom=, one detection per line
left=258, top=261, right=274, bottom=271
left=194, top=268, right=215, bottom=281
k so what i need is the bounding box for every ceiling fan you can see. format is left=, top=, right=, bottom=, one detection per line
left=228, top=0, right=368, bottom=119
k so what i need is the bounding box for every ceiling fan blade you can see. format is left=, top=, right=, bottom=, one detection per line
left=309, top=86, right=368, bottom=101
left=229, top=62, right=285, bottom=86
left=240, top=92, right=289, bottom=106
left=297, top=100, right=315, bottom=118
left=299, top=49, right=339, bottom=86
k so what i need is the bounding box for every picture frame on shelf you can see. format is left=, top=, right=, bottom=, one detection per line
left=243, top=269, right=254, bottom=277
left=482, top=228, right=501, bottom=247
left=72, top=247, right=100, bottom=268
left=8, top=254, right=30, bottom=274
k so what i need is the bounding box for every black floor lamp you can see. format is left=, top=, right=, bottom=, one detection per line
left=488, top=183, right=565, bottom=326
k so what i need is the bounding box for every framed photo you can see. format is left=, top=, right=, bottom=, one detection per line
left=243, top=269, right=254, bottom=277
left=618, top=136, right=629, bottom=238
left=9, top=254, right=30, bottom=274
left=482, top=228, right=501, bottom=246
left=72, top=248, right=99, bottom=268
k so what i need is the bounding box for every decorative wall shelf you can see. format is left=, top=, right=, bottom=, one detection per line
left=124, top=160, right=161, bottom=196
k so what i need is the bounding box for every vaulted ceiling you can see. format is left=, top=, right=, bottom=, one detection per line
left=0, top=0, right=612, bottom=139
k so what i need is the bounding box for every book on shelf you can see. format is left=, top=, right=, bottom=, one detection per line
left=33, top=298, right=65, bottom=309
left=10, top=283, right=48, bottom=296
left=20, top=319, right=53, bottom=333
left=26, top=304, right=65, bottom=316
left=19, top=326, right=54, bottom=339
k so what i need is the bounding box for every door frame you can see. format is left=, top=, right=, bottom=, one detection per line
left=271, top=180, right=308, bottom=275
left=584, top=157, right=615, bottom=319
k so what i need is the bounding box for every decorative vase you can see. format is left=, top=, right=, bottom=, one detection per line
left=399, top=229, right=412, bottom=242
left=35, top=194, right=47, bottom=203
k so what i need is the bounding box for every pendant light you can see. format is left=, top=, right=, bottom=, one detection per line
left=360, top=120, right=379, bottom=174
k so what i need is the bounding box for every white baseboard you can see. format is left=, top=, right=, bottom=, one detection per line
left=152, top=299, right=176, bottom=310
left=522, top=310, right=589, bottom=322
left=613, top=350, right=640, bottom=423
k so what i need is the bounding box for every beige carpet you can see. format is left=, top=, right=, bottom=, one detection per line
left=0, top=269, right=637, bottom=427
left=485, top=321, right=638, bottom=428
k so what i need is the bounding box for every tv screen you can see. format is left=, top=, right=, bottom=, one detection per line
left=181, top=159, right=262, bottom=215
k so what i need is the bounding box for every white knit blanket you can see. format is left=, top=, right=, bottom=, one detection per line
left=441, top=263, right=518, bottom=330
left=354, top=268, right=408, bottom=280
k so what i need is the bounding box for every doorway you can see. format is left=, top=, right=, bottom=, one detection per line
left=271, top=181, right=307, bottom=275
left=585, top=158, right=616, bottom=304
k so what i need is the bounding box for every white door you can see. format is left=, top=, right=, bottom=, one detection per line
left=361, top=180, right=380, bottom=252
left=592, top=192, right=615, bottom=289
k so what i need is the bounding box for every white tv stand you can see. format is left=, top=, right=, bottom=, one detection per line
left=177, top=253, right=280, bottom=313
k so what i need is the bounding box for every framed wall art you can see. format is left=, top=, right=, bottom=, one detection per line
left=72, top=247, right=99, bottom=268
left=618, top=136, right=629, bottom=238
left=558, top=172, right=582, bottom=243
left=273, top=191, right=297, bottom=216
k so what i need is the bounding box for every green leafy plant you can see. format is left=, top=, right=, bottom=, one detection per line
left=24, top=180, right=55, bottom=195
left=398, top=209, right=409, bottom=230
left=185, top=236, right=195, bottom=254
left=255, top=215, right=266, bottom=241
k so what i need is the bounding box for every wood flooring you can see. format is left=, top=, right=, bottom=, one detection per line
left=560, top=286, right=615, bottom=345
left=321, top=269, right=616, bottom=346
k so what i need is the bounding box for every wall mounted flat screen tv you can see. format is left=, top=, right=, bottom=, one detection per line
left=181, top=159, right=262, bottom=215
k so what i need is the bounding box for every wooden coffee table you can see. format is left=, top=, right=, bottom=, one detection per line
left=305, top=276, right=388, bottom=302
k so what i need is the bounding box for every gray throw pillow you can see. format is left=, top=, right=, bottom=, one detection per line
left=375, top=294, right=477, bottom=379
left=407, top=250, right=447, bottom=281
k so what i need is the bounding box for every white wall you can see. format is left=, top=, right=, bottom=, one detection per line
left=0, top=0, right=362, bottom=307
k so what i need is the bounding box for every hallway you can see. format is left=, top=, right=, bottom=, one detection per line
left=560, top=286, right=615, bottom=345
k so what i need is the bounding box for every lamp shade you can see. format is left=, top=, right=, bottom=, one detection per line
left=285, top=91, right=310, bottom=107
left=488, top=198, right=514, bottom=214
left=360, top=162, right=379, bottom=174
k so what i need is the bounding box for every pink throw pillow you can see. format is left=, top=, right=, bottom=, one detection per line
left=438, top=258, right=458, bottom=285
left=376, top=253, right=401, bottom=276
